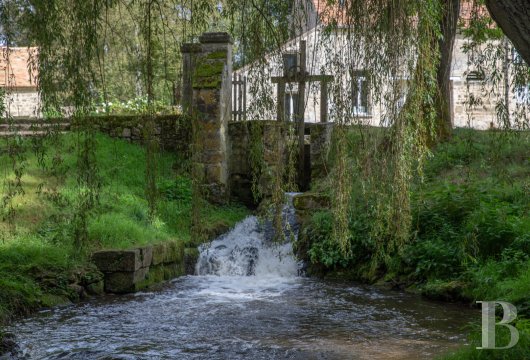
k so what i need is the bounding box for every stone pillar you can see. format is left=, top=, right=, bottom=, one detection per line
left=191, top=32, right=232, bottom=204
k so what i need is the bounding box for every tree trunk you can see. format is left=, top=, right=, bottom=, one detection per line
left=436, top=0, right=460, bottom=141
left=485, top=0, right=530, bottom=66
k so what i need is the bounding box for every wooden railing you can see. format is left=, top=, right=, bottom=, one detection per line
left=232, top=75, right=247, bottom=121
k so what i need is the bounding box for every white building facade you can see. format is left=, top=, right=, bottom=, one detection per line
left=234, top=1, right=529, bottom=130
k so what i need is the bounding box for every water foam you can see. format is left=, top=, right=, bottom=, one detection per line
left=195, top=194, right=301, bottom=278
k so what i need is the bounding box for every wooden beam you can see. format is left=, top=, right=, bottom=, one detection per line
left=297, top=40, right=306, bottom=189
left=271, top=74, right=333, bottom=84
left=320, top=81, right=328, bottom=123
left=277, top=81, right=285, bottom=122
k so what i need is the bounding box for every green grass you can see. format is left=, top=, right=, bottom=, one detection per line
left=440, top=319, right=530, bottom=360
left=0, top=132, right=249, bottom=322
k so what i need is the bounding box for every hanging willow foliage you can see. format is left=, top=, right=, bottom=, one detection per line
left=1, top=0, right=527, bottom=258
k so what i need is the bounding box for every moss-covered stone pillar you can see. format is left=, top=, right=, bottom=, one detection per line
left=191, top=32, right=232, bottom=204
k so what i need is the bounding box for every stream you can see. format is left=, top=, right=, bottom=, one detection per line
left=6, top=195, right=476, bottom=359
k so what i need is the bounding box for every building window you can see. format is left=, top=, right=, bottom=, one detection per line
left=466, top=70, right=485, bottom=82
left=512, top=48, right=524, bottom=65
left=283, top=52, right=299, bottom=77
left=351, top=70, right=370, bottom=116
left=284, top=92, right=299, bottom=121
left=515, top=84, right=530, bottom=104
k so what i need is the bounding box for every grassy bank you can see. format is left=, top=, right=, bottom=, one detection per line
left=298, top=128, right=529, bottom=358
left=0, top=133, right=248, bottom=323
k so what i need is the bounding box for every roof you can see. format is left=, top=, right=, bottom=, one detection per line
left=311, top=0, right=348, bottom=26
left=459, top=1, right=492, bottom=27
left=0, top=47, right=38, bottom=89
left=310, top=0, right=490, bottom=28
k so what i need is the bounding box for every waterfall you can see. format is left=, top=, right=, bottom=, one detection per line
left=195, top=193, right=301, bottom=277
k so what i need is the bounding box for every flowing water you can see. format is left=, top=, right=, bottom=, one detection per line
left=6, top=195, right=476, bottom=359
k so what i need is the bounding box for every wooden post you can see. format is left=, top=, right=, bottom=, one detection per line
left=232, top=75, right=237, bottom=121
left=277, top=80, right=285, bottom=122
left=243, top=76, right=247, bottom=121
left=297, top=40, right=306, bottom=188
left=320, top=81, right=328, bottom=123
left=238, top=75, right=243, bottom=121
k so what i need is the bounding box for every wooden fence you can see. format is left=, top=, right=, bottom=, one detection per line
left=232, top=75, right=247, bottom=121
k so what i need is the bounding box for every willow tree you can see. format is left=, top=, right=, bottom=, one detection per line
left=222, top=0, right=529, bottom=270
left=2, top=0, right=527, bottom=258
left=485, top=0, right=530, bottom=65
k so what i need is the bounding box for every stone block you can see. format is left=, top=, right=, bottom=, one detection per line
left=92, top=249, right=142, bottom=272
left=184, top=248, right=200, bottom=275
left=86, top=281, right=104, bottom=295
left=152, top=243, right=167, bottom=266
left=152, top=241, right=184, bottom=265
left=139, top=246, right=153, bottom=268
left=293, top=193, right=330, bottom=211
left=204, top=164, right=222, bottom=183
left=202, top=151, right=224, bottom=165
left=165, top=241, right=184, bottom=264
left=104, top=267, right=149, bottom=294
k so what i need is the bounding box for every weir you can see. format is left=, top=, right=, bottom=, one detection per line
left=196, top=193, right=301, bottom=277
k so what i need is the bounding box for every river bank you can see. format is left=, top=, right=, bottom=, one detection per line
left=294, top=129, right=529, bottom=358
left=0, top=133, right=248, bottom=330
left=4, top=198, right=478, bottom=360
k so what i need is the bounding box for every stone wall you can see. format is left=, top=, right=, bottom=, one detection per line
left=228, top=120, right=333, bottom=206
left=92, top=241, right=197, bottom=294
left=74, top=114, right=191, bottom=153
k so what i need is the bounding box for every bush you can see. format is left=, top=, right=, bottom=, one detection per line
left=158, top=176, right=192, bottom=202
left=305, top=211, right=348, bottom=268
left=403, top=238, right=465, bottom=280
left=464, top=200, right=520, bottom=259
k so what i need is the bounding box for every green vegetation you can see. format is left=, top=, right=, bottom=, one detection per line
left=299, top=129, right=529, bottom=358
left=0, top=133, right=248, bottom=323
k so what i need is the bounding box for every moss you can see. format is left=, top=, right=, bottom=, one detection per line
left=193, top=60, right=224, bottom=89
left=419, top=280, right=467, bottom=302
left=205, top=50, right=227, bottom=60
left=40, top=293, right=70, bottom=308
left=85, top=281, right=104, bottom=295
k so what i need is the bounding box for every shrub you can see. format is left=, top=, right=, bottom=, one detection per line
left=403, top=238, right=465, bottom=280
left=158, top=176, right=192, bottom=202
left=305, top=211, right=348, bottom=268
left=464, top=200, right=520, bottom=259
